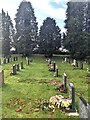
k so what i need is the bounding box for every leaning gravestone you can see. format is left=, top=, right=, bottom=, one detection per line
left=79, top=96, right=90, bottom=119
left=0, top=70, right=4, bottom=86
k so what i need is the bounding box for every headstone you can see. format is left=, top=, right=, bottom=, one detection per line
left=73, top=59, right=78, bottom=68
left=48, top=58, right=51, bottom=66
left=0, top=70, right=4, bottom=86
left=53, top=61, right=56, bottom=72
left=79, top=96, right=90, bottom=119
left=54, top=66, right=58, bottom=77
left=16, top=57, right=18, bottom=61
left=3, top=58, right=6, bottom=64
left=80, top=62, right=83, bottom=69
left=7, top=58, right=10, bottom=63
left=63, top=73, right=67, bottom=90
left=12, top=64, right=16, bottom=75
left=21, top=61, right=24, bottom=69
left=65, top=57, right=67, bottom=62
left=0, top=58, right=1, bottom=65
left=68, top=83, right=75, bottom=110
left=16, top=64, right=20, bottom=71
left=13, top=57, right=16, bottom=61
left=26, top=58, right=29, bottom=65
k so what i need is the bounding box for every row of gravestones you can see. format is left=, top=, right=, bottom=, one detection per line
left=47, top=58, right=90, bottom=117
left=0, top=56, right=18, bottom=65
left=46, top=58, right=76, bottom=112
left=64, top=57, right=84, bottom=69
left=47, top=59, right=58, bottom=77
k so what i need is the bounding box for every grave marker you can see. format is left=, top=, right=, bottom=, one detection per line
left=80, top=62, right=83, bottom=69
left=79, top=96, right=90, bottom=118
left=0, top=70, right=4, bottom=86
left=53, top=61, right=56, bottom=72
left=68, top=83, right=75, bottom=110
left=3, top=58, right=6, bottom=64
left=63, top=73, right=67, bottom=91
left=0, top=58, right=1, bottom=65
left=21, top=61, right=24, bottom=69
left=16, top=64, right=20, bottom=71
left=12, top=64, right=16, bottom=75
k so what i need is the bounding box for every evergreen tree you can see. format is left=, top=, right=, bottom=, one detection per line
left=38, top=17, right=61, bottom=57
left=14, top=0, right=38, bottom=56
left=64, top=2, right=89, bottom=60
left=2, top=9, right=14, bottom=57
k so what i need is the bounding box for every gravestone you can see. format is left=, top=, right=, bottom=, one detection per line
left=3, top=58, right=6, bottom=64
left=73, top=59, right=78, bottom=68
left=12, top=64, right=16, bottom=75
left=80, top=62, right=83, bottom=69
left=26, top=58, right=30, bottom=65
left=7, top=58, right=10, bottom=63
left=63, top=73, right=67, bottom=91
left=13, top=57, right=16, bottom=61
left=21, top=61, right=24, bottom=69
left=16, top=57, right=18, bottom=61
left=16, top=64, right=20, bottom=71
left=68, top=83, right=75, bottom=110
left=54, top=66, right=58, bottom=77
left=65, top=57, right=67, bottom=62
left=79, top=96, right=90, bottom=119
left=48, top=58, right=51, bottom=66
left=0, top=58, right=1, bottom=65
left=53, top=61, right=56, bottom=72
left=0, top=70, right=4, bottom=86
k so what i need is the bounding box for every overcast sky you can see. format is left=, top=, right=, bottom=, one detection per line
left=0, top=0, right=69, bottom=33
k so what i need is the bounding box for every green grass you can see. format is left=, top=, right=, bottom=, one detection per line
left=1, top=54, right=89, bottom=118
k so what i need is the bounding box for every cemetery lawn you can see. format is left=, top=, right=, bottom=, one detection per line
left=1, top=54, right=89, bottom=118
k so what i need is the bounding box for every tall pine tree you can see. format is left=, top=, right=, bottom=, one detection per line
left=2, top=9, right=14, bottom=57
left=64, top=2, right=89, bottom=60
left=14, top=0, right=38, bottom=56
left=38, top=17, right=61, bottom=57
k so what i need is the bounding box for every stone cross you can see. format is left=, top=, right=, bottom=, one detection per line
left=0, top=70, right=4, bottom=86
left=63, top=73, right=67, bottom=90
left=69, top=83, right=75, bottom=110
left=13, top=64, right=17, bottom=75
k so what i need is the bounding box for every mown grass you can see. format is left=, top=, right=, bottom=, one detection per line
left=0, top=54, right=89, bottom=118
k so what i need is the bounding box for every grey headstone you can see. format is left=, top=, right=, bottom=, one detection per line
left=63, top=73, right=67, bottom=90
left=69, top=83, right=75, bottom=110
left=0, top=70, right=4, bottom=86
left=79, top=96, right=90, bottom=119
left=13, top=64, right=16, bottom=75
left=3, top=58, right=6, bottom=64
left=16, top=64, right=20, bottom=71
left=80, top=62, right=83, bottom=69
left=21, top=61, right=24, bottom=69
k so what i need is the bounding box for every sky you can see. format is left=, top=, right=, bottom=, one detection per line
left=0, top=0, right=69, bottom=33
